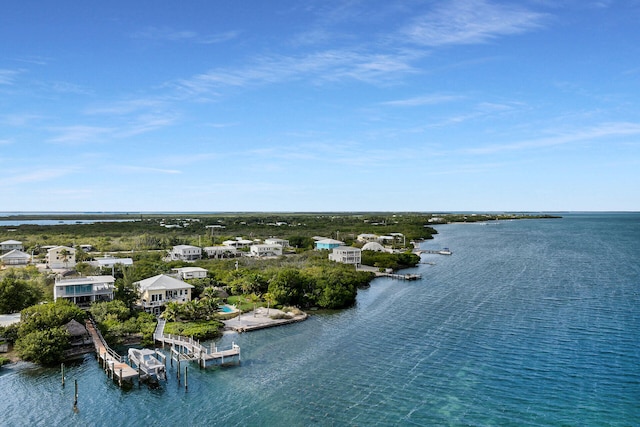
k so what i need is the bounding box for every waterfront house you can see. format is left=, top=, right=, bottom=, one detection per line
left=315, top=238, right=344, bottom=250
left=53, top=275, right=115, bottom=308
left=249, top=244, right=283, bottom=257
left=169, top=245, right=202, bottom=261
left=135, top=274, right=194, bottom=316
left=172, top=266, right=208, bottom=280
left=328, top=246, right=362, bottom=266
left=356, top=234, right=380, bottom=243
left=0, top=249, right=31, bottom=266
left=0, top=240, right=23, bottom=254
left=203, top=245, right=238, bottom=259
left=46, top=246, right=77, bottom=269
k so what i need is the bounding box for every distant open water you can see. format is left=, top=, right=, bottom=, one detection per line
left=1, top=213, right=639, bottom=426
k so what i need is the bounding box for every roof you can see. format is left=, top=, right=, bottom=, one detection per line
left=0, top=240, right=22, bottom=245
left=65, top=319, right=88, bottom=337
left=316, top=239, right=344, bottom=245
left=173, top=267, right=207, bottom=273
left=172, top=245, right=200, bottom=250
left=362, top=242, right=386, bottom=252
left=0, top=249, right=30, bottom=259
left=136, top=274, right=194, bottom=292
left=333, top=246, right=361, bottom=252
left=95, top=257, right=133, bottom=267
left=47, top=245, right=75, bottom=252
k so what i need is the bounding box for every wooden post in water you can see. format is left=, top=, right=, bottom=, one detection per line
left=177, top=358, right=181, bottom=383
left=185, top=366, right=188, bottom=391
left=73, top=379, right=78, bottom=407
left=61, top=363, right=65, bottom=387
left=119, top=368, right=122, bottom=387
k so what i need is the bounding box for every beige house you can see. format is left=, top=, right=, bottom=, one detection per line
left=136, top=274, right=194, bottom=316
left=46, top=246, right=77, bottom=269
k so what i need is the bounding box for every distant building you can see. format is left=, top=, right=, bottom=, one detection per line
left=169, top=245, right=202, bottom=261
left=46, top=246, right=77, bottom=269
left=361, top=242, right=388, bottom=253
left=0, top=240, right=23, bottom=254
left=89, top=256, right=134, bottom=269
left=0, top=249, right=31, bottom=266
left=264, top=238, right=290, bottom=248
left=54, top=275, right=115, bottom=308
left=328, top=246, right=362, bottom=266
left=172, top=266, right=208, bottom=280
left=356, top=234, right=379, bottom=243
left=136, top=274, right=194, bottom=316
left=315, top=239, right=344, bottom=250
left=203, top=246, right=238, bottom=259
left=249, top=244, right=283, bottom=257
left=222, top=238, right=254, bottom=249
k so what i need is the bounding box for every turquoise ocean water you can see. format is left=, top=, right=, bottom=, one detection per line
left=1, top=213, right=639, bottom=426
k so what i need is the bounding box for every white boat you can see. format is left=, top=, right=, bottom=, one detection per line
left=437, top=248, right=453, bottom=255
left=127, top=348, right=167, bottom=382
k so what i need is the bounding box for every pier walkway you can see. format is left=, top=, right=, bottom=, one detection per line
left=85, top=319, right=138, bottom=386
left=154, top=319, right=241, bottom=368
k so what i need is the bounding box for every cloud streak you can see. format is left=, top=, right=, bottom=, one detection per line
left=462, top=122, right=640, bottom=155
left=403, top=0, right=546, bottom=47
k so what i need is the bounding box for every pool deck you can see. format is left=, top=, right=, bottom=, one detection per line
left=222, top=308, right=308, bottom=333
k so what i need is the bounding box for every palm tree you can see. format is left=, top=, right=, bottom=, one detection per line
left=161, top=301, right=181, bottom=322
left=263, top=292, right=276, bottom=316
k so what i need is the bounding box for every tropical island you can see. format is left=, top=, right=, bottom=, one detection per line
left=0, top=212, right=558, bottom=367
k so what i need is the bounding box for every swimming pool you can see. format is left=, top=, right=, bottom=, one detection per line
left=219, top=305, right=234, bottom=313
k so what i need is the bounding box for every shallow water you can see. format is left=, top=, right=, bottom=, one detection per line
left=1, top=213, right=639, bottom=426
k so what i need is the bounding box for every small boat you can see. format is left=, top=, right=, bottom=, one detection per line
left=437, top=248, right=452, bottom=255
left=128, top=348, right=167, bottom=382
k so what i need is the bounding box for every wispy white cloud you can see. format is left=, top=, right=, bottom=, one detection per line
left=381, top=94, right=464, bottom=107
left=5, top=168, right=78, bottom=184
left=115, top=114, right=179, bottom=138
left=0, top=139, right=13, bottom=145
left=462, top=122, right=640, bottom=155
left=1, top=113, right=45, bottom=127
left=403, top=0, right=546, bottom=47
left=47, top=125, right=113, bottom=145
left=173, top=48, right=422, bottom=96
left=115, top=165, right=182, bottom=175
left=132, top=27, right=239, bottom=44
left=0, top=69, right=21, bottom=85
left=85, top=98, right=167, bottom=115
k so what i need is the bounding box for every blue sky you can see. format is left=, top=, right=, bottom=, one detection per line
left=2, top=0, right=639, bottom=212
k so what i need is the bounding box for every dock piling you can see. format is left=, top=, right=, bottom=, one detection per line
left=61, top=363, right=65, bottom=387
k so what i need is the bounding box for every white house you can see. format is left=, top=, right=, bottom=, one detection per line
left=249, top=244, right=283, bottom=257
left=90, top=256, right=134, bottom=269
left=172, top=266, right=208, bottom=280
left=46, top=246, right=77, bottom=269
left=328, top=246, right=362, bottom=266
left=203, top=245, right=238, bottom=259
left=222, top=238, right=254, bottom=249
left=0, top=249, right=31, bottom=266
left=169, top=245, right=202, bottom=261
left=0, top=240, right=23, bottom=254
left=135, top=274, right=194, bottom=316
left=54, top=275, right=115, bottom=308
left=264, top=238, right=290, bottom=248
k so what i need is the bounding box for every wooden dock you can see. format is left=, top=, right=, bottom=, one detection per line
left=85, top=319, right=138, bottom=386
left=375, top=272, right=422, bottom=280
left=154, top=319, right=241, bottom=368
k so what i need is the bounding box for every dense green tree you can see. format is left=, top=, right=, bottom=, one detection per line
left=15, top=327, right=70, bottom=365
left=0, top=273, right=42, bottom=313
left=18, top=300, right=86, bottom=337
left=89, top=300, right=130, bottom=323
left=268, top=268, right=306, bottom=306
left=114, top=267, right=139, bottom=310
